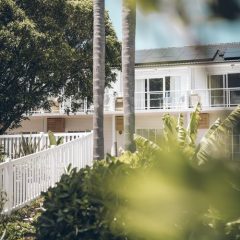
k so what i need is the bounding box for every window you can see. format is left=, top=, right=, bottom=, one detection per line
left=208, top=73, right=240, bottom=107
left=228, top=73, right=240, bottom=106
left=135, top=76, right=182, bottom=110
left=146, top=78, right=164, bottom=109
left=208, top=75, right=225, bottom=107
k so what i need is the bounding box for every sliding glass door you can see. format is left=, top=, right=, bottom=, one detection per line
left=147, top=78, right=164, bottom=109
left=208, top=75, right=225, bottom=107
left=135, top=76, right=181, bottom=110
left=228, top=73, right=240, bottom=106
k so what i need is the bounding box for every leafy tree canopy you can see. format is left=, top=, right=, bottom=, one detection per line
left=0, top=0, right=121, bottom=134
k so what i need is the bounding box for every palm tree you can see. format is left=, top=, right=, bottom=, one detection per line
left=122, top=0, right=136, bottom=152
left=93, top=0, right=105, bottom=160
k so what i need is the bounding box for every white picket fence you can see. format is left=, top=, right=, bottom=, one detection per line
left=0, top=132, right=87, bottom=159
left=0, top=132, right=93, bottom=214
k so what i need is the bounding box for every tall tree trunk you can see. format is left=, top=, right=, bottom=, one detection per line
left=122, top=0, right=136, bottom=152
left=93, top=0, right=105, bottom=160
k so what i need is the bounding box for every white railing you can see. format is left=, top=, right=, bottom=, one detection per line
left=0, top=132, right=93, bottom=214
left=193, top=87, right=240, bottom=108
left=135, top=90, right=188, bottom=110
left=29, top=87, right=240, bottom=115
left=0, top=132, right=87, bottom=159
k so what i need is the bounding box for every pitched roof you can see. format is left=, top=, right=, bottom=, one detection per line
left=135, top=42, right=240, bottom=66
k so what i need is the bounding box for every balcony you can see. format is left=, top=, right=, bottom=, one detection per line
left=135, top=87, right=240, bottom=111
left=30, top=87, right=240, bottom=115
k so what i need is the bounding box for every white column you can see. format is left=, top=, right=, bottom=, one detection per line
left=111, top=115, right=117, bottom=156
left=186, top=111, right=191, bottom=127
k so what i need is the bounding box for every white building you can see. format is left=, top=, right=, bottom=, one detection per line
left=7, top=42, right=240, bottom=155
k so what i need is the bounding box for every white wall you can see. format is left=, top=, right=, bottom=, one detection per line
left=7, top=118, right=46, bottom=133
left=65, top=117, right=92, bottom=132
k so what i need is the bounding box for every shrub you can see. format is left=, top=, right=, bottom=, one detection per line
left=36, top=148, right=240, bottom=240
left=0, top=188, right=7, bottom=238
left=0, top=198, right=43, bottom=240
left=36, top=160, right=134, bottom=240
left=14, top=135, right=42, bottom=158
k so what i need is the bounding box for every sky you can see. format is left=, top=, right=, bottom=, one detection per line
left=105, top=0, right=240, bottom=50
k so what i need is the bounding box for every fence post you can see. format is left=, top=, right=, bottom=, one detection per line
left=4, top=158, right=13, bottom=214
left=50, top=149, right=56, bottom=187
left=39, top=132, right=46, bottom=151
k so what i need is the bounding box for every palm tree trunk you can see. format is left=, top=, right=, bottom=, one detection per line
left=122, top=0, right=136, bottom=152
left=93, top=0, right=105, bottom=160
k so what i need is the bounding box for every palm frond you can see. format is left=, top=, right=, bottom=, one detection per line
left=162, top=114, right=177, bottom=142
left=187, top=102, right=201, bottom=144
left=195, top=106, right=240, bottom=164
left=134, top=134, right=161, bottom=153
left=177, top=113, right=187, bottom=147
left=48, top=131, right=57, bottom=146
left=199, top=118, right=222, bottom=147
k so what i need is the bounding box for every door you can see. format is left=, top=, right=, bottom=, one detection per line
left=228, top=73, right=240, bottom=106
left=165, top=76, right=182, bottom=108
left=147, top=78, right=164, bottom=109
left=208, top=75, right=225, bottom=107
left=145, top=77, right=181, bottom=109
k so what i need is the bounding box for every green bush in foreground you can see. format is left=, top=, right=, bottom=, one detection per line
left=36, top=146, right=240, bottom=240
left=36, top=161, right=133, bottom=240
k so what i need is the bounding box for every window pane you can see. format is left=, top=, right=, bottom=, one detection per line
left=228, top=73, right=240, bottom=105
left=149, top=78, right=163, bottom=91
left=209, top=75, right=224, bottom=88
left=165, top=76, right=170, bottom=91
left=209, top=75, right=224, bottom=106
left=228, top=73, right=240, bottom=88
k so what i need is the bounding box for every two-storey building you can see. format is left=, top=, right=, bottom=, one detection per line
left=8, top=42, right=240, bottom=155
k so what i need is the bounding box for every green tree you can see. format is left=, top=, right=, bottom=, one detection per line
left=0, top=0, right=121, bottom=134
left=93, top=0, right=105, bottom=160
left=122, top=0, right=136, bottom=152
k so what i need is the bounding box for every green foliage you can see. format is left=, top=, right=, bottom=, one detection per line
left=0, top=0, right=121, bottom=134
left=0, top=188, right=7, bottom=239
left=14, top=135, right=41, bottom=158
left=0, top=198, right=43, bottom=240
left=187, top=102, right=201, bottom=146
left=195, top=106, right=240, bottom=164
left=141, top=104, right=240, bottom=164
left=34, top=106, right=240, bottom=239
left=133, top=134, right=161, bottom=166
left=48, top=131, right=63, bottom=146
left=161, top=103, right=201, bottom=157
left=36, top=161, right=132, bottom=240
left=36, top=145, right=240, bottom=240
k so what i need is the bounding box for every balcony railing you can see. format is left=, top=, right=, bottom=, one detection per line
left=135, top=87, right=240, bottom=111
left=30, top=87, right=240, bottom=115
